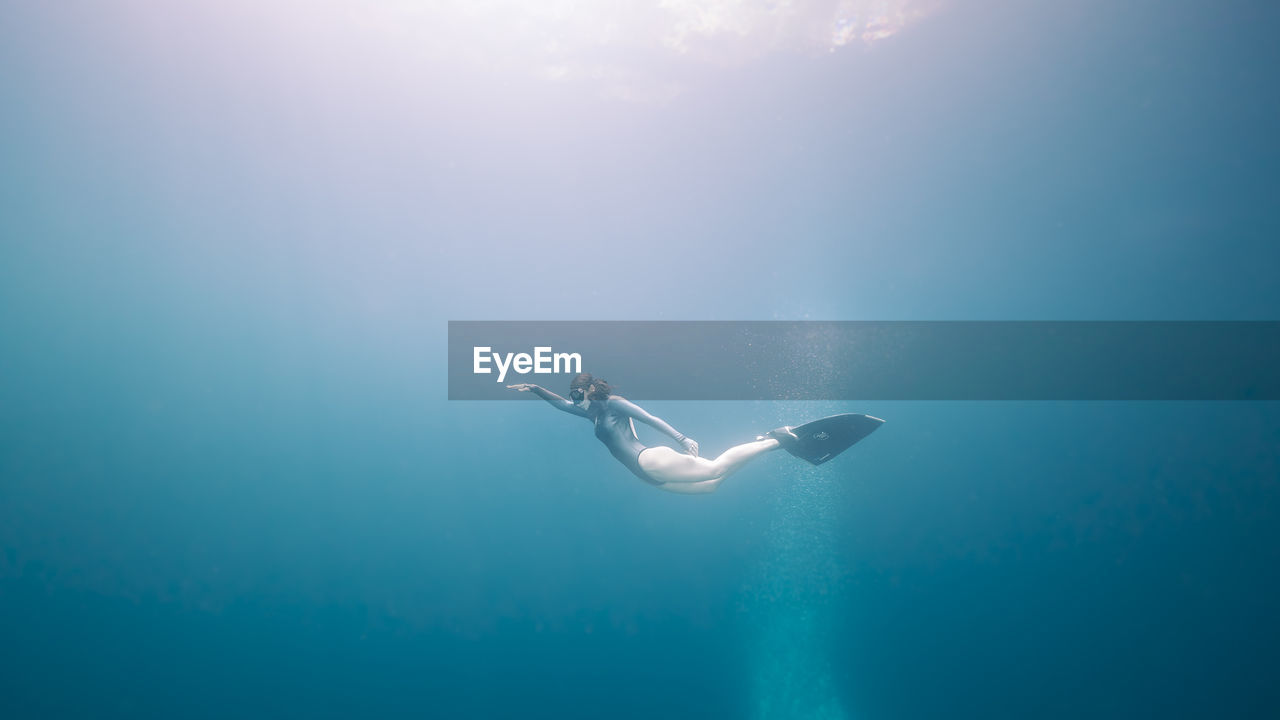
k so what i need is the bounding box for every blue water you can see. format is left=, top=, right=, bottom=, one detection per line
left=3, top=1, right=1280, bottom=717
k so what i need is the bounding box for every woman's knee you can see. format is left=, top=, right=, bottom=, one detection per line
left=706, top=460, right=732, bottom=480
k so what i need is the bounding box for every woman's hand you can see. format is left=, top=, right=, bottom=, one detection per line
left=680, top=437, right=700, bottom=457
left=507, top=383, right=538, bottom=392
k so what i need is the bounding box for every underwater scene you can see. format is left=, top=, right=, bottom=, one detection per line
left=3, top=1, right=1279, bottom=717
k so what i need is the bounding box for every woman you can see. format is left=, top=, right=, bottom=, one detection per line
left=508, top=373, right=798, bottom=494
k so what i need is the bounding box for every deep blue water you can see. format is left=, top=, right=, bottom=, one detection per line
left=3, top=0, right=1280, bottom=717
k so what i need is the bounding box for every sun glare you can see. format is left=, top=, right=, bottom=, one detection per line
left=346, top=0, right=939, bottom=100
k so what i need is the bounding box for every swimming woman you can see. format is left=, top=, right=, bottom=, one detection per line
left=507, top=373, right=802, bottom=494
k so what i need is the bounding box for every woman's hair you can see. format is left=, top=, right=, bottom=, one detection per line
left=570, top=373, right=613, bottom=401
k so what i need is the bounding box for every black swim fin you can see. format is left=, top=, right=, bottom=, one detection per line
left=772, top=413, right=884, bottom=466
left=763, top=426, right=799, bottom=447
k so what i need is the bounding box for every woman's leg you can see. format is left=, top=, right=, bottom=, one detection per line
left=705, top=438, right=781, bottom=477
left=638, top=439, right=780, bottom=490
left=656, top=478, right=722, bottom=494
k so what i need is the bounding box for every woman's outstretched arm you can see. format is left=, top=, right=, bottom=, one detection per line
left=606, top=396, right=699, bottom=456
left=507, top=384, right=589, bottom=418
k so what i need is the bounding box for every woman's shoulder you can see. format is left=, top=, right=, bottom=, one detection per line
left=603, top=395, right=635, bottom=410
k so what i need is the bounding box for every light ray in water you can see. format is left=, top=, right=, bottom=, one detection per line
left=742, top=403, right=853, bottom=719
